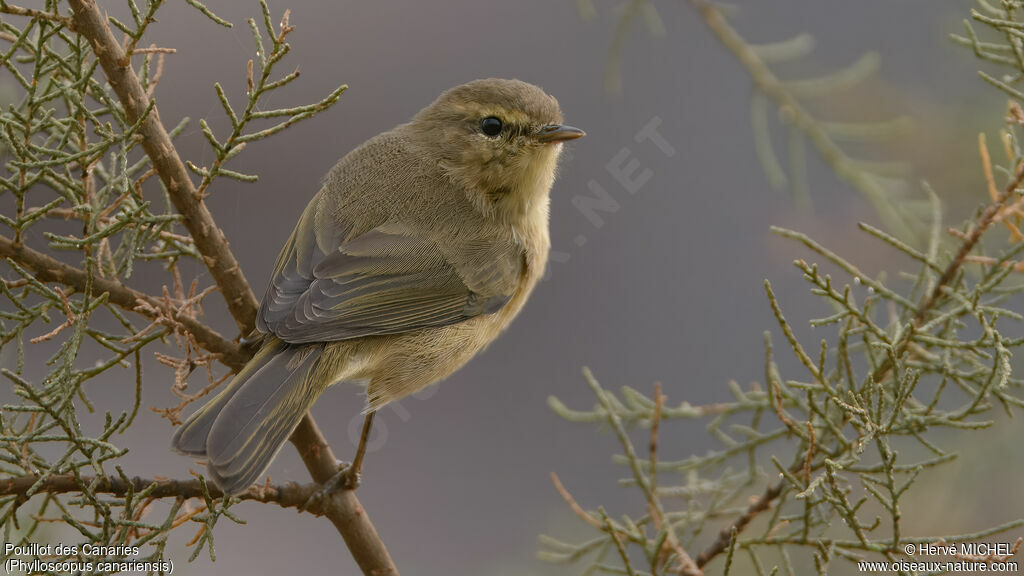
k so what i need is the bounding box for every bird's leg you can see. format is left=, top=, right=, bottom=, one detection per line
left=301, top=411, right=375, bottom=511
left=346, top=410, right=375, bottom=484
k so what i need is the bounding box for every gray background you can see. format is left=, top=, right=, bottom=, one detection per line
left=5, top=1, right=1024, bottom=574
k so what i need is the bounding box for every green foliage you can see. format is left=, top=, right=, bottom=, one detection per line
left=544, top=2, right=1024, bottom=575
left=580, top=0, right=923, bottom=241
left=954, top=2, right=1024, bottom=102
left=0, top=0, right=343, bottom=568
left=186, top=2, right=346, bottom=196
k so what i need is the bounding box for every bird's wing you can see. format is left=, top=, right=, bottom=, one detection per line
left=256, top=202, right=521, bottom=344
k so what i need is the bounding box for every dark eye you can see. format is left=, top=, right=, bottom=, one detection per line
left=480, top=116, right=503, bottom=137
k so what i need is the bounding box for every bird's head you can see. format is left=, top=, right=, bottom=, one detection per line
left=410, top=78, right=584, bottom=217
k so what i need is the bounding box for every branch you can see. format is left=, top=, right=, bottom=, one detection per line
left=0, top=236, right=398, bottom=572
left=291, top=417, right=398, bottom=575
left=695, top=478, right=785, bottom=568
left=686, top=2, right=1024, bottom=569
left=0, top=234, right=249, bottom=370
left=0, top=3, right=74, bottom=28
left=583, top=369, right=701, bottom=575
left=686, top=0, right=915, bottom=235
left=914, top=164, right=1024, bottom=322
left=67, top=0, right=258, bottom=335
left=0, top=474, right=326, bottom=513
left=688, top=159, right=1024, bottom=574
left=859, top=149, right=1024, bottom=387
left=63, top=2, right=398, bottom=574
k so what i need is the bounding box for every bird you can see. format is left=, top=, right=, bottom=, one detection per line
left=171, top=78, right=584, bottom=495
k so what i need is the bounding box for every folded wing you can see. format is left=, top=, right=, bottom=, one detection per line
left=257, top=202, right=521, bottom=344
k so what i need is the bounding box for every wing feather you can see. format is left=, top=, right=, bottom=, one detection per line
left=256, top=202, right=520, bottom=344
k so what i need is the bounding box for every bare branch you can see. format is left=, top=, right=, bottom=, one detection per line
left=292, top=414, right=399, bottom=569
left=696, top=479, right=786, bottom=568
left=290, top=417, right=398, bottom=575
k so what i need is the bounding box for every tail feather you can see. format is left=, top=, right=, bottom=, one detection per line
left=171, top=340, right=327, bottom=495
left=171, top=340, right=284, bottom=456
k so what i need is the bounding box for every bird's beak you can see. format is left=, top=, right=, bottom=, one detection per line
left=537, top=124, right=586, bottom=143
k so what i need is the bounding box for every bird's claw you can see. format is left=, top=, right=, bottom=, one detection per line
left=300, top=461, right=360, bottom=511
left=341, top=468, right=362, bottom=490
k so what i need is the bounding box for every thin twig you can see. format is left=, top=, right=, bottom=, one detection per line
left=685, top=3, right=1024, bottom=568
left=130, top=46, right=176, bottom=55
left=600, top=507, right=639, bottom=576
left=584, top=368, right=702, bottom=575
left=696, top=479, right=786, bottom=568
left=979, top=133, right=1024, bottom=240
left=0, top=234, right=248, bottom=369
left=551, top=472, right=603, bottom=530
left=686, top=0, right=913, bottom=234
left=649, top=382, right=663, bottom=523
left=28, top=287, right=75, bottom=343
left=67, top=0, right=259, bottom=335
left=54, top=3, right=397, bottom=573
left=915, top=152, right=1024, bottom=321
left=0, top=3, right=74, bottom=27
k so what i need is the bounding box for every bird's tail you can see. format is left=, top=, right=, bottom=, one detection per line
left=171, top=339, right=326, bottom=495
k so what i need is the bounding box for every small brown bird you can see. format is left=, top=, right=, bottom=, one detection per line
left=172, top=78, right=584, bottom=494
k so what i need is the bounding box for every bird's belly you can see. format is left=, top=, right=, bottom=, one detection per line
left=353, top=315, right=499, bottom=409
left=347, top=237, right=546, bottom=411
left=355, top=277, right=536, bottom=410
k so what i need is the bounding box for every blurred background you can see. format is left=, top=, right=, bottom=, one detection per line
left=4, top=1, right=1024, bottom=574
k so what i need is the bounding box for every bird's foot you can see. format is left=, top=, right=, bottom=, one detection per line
left=301, top=460, right=360, bottom=511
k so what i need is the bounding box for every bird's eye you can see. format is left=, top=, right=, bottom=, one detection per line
left=480, top=116, right=503, bottom=137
